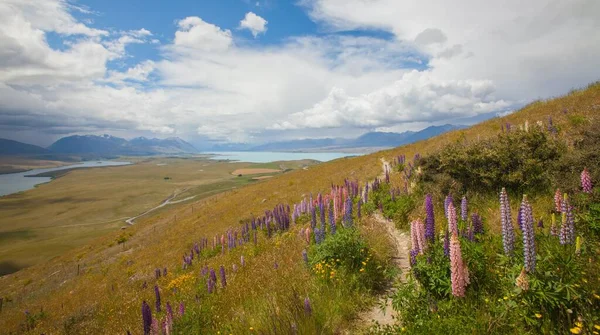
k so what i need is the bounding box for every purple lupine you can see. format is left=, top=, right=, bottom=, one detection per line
left=154, top=285, right=161, bottom=312
left=461, top=196, right=468, bottom=221
left=471, top=213, right=483, bottom=234
left=209, top=268, right=217, bottom=291
left=142, top=301, right=152, bottom=335
left=179, top=302, right=185, bottom=316
left=409, top=249, right=418, bottom=267
left=310, top=206, right=317, bottom=230
left=554, top=189, right=562, bottom=212
left=517, top=202, right=523, bottom=231
left=207, top=275, right=214, bottom=294
left=424, top=194, right=435, bottom=242
left=581, top=168, right=593, bottom=193
left=155, top=268, right=161, bottom=279
left=219, top=265, right=227, bottom=288
left=444, top=194, right=453, bottom=218
left=521, top=195, right=536, bottom=273
left=537, top=218, right=544, bottom=229
left=314, top=228, right=322, bottom=244
left=443, top=228, right=450, bottom=257
left=166, top=302, right=174, bottom=321
left=328, top=200, right=336, bottom=235
left=357, top=198, right=362, bottom=219
left=500, top=188, right=515, bottom=256
left=302, top=249, right=309, bottom=265
left=344, top=197, right=353, bottom=228
left=560, top=193, right=575, bottom=244
left=163, top=268, right=167, bottom=277
left=304, top=297, right=312, bottom=316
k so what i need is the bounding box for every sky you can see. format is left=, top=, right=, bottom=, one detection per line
left=1, top=0, right=599, bottom=147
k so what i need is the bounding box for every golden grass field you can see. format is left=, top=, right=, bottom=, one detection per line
left=0, top=83, right=597, bottom=334
left=0, top=157, right=315, bottom=275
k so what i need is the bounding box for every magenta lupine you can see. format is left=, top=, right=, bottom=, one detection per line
left=520, top=195, right=536, bottom=273
left=581, top=168, right=593, bottom=193
left=500, top=188, right=515, bottom=256
left=410, top=220, right=420, bottom=254
left=424, top=194, right=435, bottom=242
left=447, top=202, right=458, bottom=235
left=461, top=196, right=468, bottom=221
left=154, top=285, right=161, bottom=312
left=554, top=189, right=562, bottom=212
left=410, top=219, right=427, bottom=254
left=142, top=301, right=152, bottom=335
left=450, top=233, right=467, bottom=297
left=219, top=265, right=227, bottom=288
left=304, top=297, right=312, bottom=316
left=165, top=302, right=174, bottom=333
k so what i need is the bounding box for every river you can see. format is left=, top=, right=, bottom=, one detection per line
left=0, top=161, right=131, bottom=197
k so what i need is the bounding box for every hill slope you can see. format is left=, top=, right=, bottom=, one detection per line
left=0, top=82, right=598, bottom=334
left=0, top=138, right=49, bottom=155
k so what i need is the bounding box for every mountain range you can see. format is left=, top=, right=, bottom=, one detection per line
left=0, top=124, right=463, bottom=157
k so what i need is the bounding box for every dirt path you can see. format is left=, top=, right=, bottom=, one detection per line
left=125, top=189, right=196, bottom=225
left=359, top=158, right=411, bottom=328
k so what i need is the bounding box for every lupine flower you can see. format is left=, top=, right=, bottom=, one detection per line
left=357, top=199, right=362, bottom=219
left=443, top=228, right=450, bottom=257
left=304, top=297, right=312, bottom=316
left=344, top=197, right=353, bottom=228
left=447, top=202, right=458, bottom=235
left=328, top=200, right=336, bottom=235
left=232, top=264, right=238, bottom=273
left=410, top=219, right=427, bottom=254
left=154, top=285, right=161, bottom=312
left=581, top=168, right=593, bottom=193
left=165, top=302, right=174, bottom=333
left=151, top=318, right=160, bottom=335
left=310, top=206, right=317, bottom=230
left=314, top=228, right=322, bottom=244
left=219, top=265, right=227, bottom=288
left=424, top=194, right=435, bottom=242
left=444, top=194, right=453, bottom=218
left=304, top=227, right=311, bottom=244
left=471, top=213, right=483, bottom=234
left=207, top=275, right=214, bottom=294
left=515, top=267, right=530, bottom=291
left=560, top=193, right=575, bottom=244
left=163, top=268, right=167, bottom=277
left=409, top=249, right=418, bottom=267
left=450, top=232, right=467, bottom=297
left=461, top=196, right=468, bottom=221
left=178, top=302, right=185, bottom=316
left=500, top=188, right=515, bottom=256
left=142, top=301, right=152, bottom=335
left=554, top=189, right=562, bottom=212
left=521, top=195, right=536, bottom=273
left=302, top=249, right=308, bottom=264
left=550, top=213, right=558, bottom=236
left=155, top=268, right=161, bottom=279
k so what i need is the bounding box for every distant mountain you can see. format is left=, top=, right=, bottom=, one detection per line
left=241, top=124, right=464, bottom=152
left=0, top=138, right=50, bottom=155
left=49, top=135, right=198, bottom=155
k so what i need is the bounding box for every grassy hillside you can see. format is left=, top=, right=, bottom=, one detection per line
left=0, top=82, right=598, bottom=334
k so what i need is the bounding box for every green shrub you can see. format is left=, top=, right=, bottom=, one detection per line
left=309, top=228, right=386, bottom=292
left=420, top=128, right=564, bottom=194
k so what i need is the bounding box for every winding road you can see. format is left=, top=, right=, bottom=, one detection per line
left=125, top=190, right=196, bottom=225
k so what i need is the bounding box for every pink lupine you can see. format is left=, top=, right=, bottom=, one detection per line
left=554, top=189, right=562, bottom=212
left=581, top=168, right=593, bottom=193
left=450, top=232, right=467, bottom=297
left=304, top=227, right=311, bottom=244
left=447, top=202, right=458, bottom=235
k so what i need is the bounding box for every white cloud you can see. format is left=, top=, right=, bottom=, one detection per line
left=173, top=16, right=232, bottom=52
left=271, top=70, right=510, bottom=129
left=239, top=12, right=268, bottom=38
left=1, top=0, right=598, bottom=146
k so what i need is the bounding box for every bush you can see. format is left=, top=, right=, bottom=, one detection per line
left=420, top=128, right=564, bottom=194
left=309, top=228, right=386, bottom=292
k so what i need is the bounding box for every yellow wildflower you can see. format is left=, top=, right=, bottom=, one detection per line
left=359, top=268, right=365, bottom=272
left=503, top=296, right=508, bottom=300
left=593, top=293, right=600, bottom=299
left=570, top=327, right=582, bottom=334
left=249, top=327, right=254, bottom=331
left=362, top=261, right=367, bottom=266
left=595, top=324, right=600, bottom=330
left=575, top=321, right=583, bottom=327
left=535, top=313, right=542, bottom=319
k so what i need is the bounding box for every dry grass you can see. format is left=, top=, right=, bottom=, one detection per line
left=0, top=157, right=70, bottom=174
left=231, top=168, right=281, bottom=175
left=0, top=82, right=598, bottom=333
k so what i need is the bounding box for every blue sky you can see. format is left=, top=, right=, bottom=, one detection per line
left=1, top=0, right=598, bottom=147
